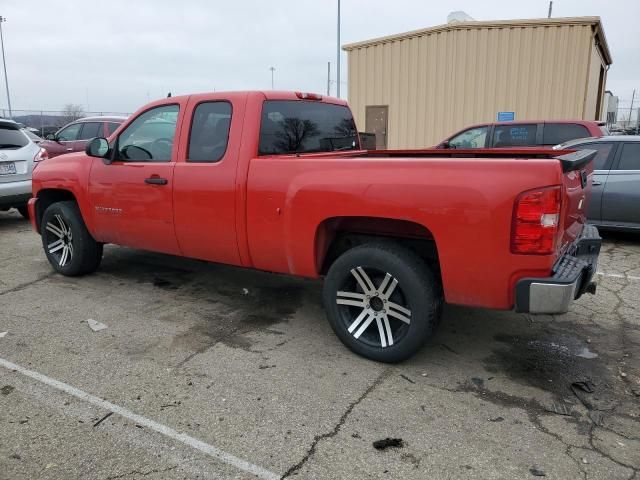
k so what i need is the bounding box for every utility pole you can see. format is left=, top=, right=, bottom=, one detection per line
left=547, top=1, right=553, bottom=18
left=336, top=0, right=341, bottom=98
left=327, top=62, right=331, bottom=96
left=0, top=16, right=12, bottom=118
left=269, top=66, right=275, bottom=90
left=629, top=89, right=635, bottom=130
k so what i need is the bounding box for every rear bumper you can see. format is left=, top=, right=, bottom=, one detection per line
left=515, top=224, right=601, bottom=314
left=0, top=180, right=31, bottom=208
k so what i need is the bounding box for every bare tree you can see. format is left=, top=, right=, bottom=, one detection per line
left=58, top=103, right=85, bottom=126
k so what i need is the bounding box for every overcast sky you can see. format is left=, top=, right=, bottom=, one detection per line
left=1, top=0, right=638, bottom=114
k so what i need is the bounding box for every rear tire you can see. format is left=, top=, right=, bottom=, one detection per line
left=40, top=201, right=103, bottom=276
left=323, top=241, right=442, bottom=363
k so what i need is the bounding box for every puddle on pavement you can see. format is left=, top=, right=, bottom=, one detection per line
left=486, top=333, right=616, bottom=407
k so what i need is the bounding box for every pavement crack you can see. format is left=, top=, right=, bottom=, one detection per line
left=0, top=271, right=55, bottom=296
left=105, top=465, right=178, bottom=480
left=280, top=369, right=390, bottom=479
left=587, top=422, right=638, bottom=472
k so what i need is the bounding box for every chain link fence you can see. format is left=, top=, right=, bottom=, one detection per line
left=613, top=106, right=640, bottom=134
left=1, top=109, right=130, bottom=137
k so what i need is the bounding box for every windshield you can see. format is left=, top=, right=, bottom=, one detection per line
left=259, top=100, right=359, bottom=155
left=0, top=125, right=29, bottom=149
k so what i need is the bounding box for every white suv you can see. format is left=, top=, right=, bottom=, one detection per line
left=0, top=119, right=48, bottom=218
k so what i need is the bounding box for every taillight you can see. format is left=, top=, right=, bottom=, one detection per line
left=33, top=147, right=48, bottom=163
left=511, top=186, right=562, bottom=255
left=295, top=92, right=323, bottom=100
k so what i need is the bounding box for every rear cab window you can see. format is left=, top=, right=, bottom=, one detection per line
left=0, top=125, right=29, bottom=149
left=258, top=100, right=358, bottom=155
left=543, top=123, right=590, bottom=145
left=492, top=124, right=537, bottom=147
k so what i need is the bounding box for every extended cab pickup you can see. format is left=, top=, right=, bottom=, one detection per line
left=28, top=91, right=601, bottom=362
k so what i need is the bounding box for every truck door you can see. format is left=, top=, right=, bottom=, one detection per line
left=88, top=103, right=182, bottom=254
left=601, top=142, right=640, bottom=228
left=172, top=95, right=242, bottom=265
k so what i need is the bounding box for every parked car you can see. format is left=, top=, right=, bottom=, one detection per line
left=39, top=116, right=126, bottom=158
left=0, top=119, right=48, bottom=218
left=27, top=91, right=601, bottom=362
left=436, top=120, right=608, bottom=149
left=556, top=136, right=640, bottom=231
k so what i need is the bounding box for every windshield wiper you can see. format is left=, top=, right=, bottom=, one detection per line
left=0, top=144, right=23, bottom=148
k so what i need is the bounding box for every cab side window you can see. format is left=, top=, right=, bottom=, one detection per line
left=492, top=124, right=537, bottom=147
left=187, top=102, right=232, bottom=162
left=78, top=122, right=101, bottom=140
left=448, top=126, right=488, bottom=148
left=57, top=123, right=82, bottom=141
left=107, top=122, right=121, bottom=135
left=617, top=143, right=640, bottom=171
left=116, top=105, right=179, bottom=162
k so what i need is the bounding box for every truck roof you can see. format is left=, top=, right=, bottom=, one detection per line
left=158, top=91, right=349, bottom=106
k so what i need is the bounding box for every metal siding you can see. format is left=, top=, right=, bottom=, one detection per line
left=347, top=22, right=600, bottom=148
left=585, top=39, right=605, bottom=120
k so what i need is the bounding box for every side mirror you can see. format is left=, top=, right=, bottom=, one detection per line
left=441, top=140, right=451, bottom=149
left=45, top=133, right=56, bottom=141
left=86, top=137, right=110, bottom=160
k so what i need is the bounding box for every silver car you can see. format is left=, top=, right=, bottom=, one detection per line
left=557, top=136, right=640, bottom=231
left=0, top=119, right=47, bottom=218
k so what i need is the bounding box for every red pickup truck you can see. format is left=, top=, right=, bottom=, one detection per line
left=28, top=91, right=601, bottom=362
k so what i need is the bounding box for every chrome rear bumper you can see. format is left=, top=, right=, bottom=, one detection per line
left=515, top=225, right=601, bottom=314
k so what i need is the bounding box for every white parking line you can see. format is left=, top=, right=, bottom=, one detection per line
left=0, top=357, right=280, bottom=480
left=597, top=271, right=640, bottom=281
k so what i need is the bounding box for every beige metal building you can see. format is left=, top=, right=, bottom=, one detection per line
left=343, top=17, right=612, bottom=149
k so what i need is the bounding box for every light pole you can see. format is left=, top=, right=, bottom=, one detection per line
left=336, top=0, right=341, bottom=98
left=0, top=16, right=12, bottom=118
left=269, top=66, right=275, bottom=90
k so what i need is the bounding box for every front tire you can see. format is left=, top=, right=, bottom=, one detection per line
left=40, top=201, right=103, bottom=276
left=323, top=241, right=442, bottom=363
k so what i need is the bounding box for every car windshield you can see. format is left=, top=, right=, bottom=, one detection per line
left=0, top=125, right=29, bottom=149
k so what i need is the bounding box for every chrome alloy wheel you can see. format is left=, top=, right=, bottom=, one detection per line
left=336, top=266, right=412, bottom=348
left=44, top=214, right=74, bottom=267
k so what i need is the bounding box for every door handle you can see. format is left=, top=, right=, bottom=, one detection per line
left=144, top=177, right=168, bottom=185
left=592, top=181, right=602, bottom=186
left=66, top=148, right=73, bottom=151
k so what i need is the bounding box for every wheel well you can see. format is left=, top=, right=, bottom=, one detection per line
left=35, top=189, right=77, bottom=231
left=317, top=217, right=441, bottom=279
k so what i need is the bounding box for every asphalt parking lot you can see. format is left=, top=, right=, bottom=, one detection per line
left=0, top=209, right=638, bottom=480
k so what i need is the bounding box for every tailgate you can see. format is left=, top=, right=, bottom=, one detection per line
left=556, top=150, right=596, bottom=253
